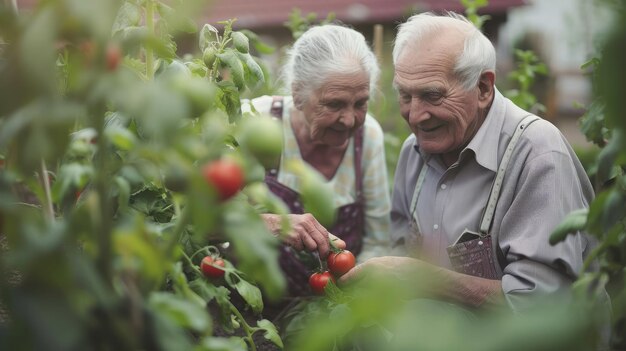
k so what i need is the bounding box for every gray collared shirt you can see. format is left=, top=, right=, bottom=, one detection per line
left=391, top=89, right=597, bottom=310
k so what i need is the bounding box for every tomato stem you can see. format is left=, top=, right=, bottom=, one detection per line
left=181, top=251, right=203, bottom=276
left=229, top=302, right=257, bottom=351
left=315, top=252, right=325, bottom=271
left=329, top=237, right=342, bottom=253
left=39, top=159, right=54, bottom=223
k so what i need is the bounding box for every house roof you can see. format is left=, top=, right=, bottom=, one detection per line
left=202, top=0, right=527, bottom=29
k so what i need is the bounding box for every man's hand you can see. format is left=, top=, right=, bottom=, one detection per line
left=339, top=256, right=504, bottom=308
left=261, top=213, right=346, bottom=259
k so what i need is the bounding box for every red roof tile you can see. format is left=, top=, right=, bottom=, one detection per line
left=202, top=0, right=527, bottom=29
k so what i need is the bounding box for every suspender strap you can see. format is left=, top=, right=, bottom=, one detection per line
left=479, top=115, right=540, bottom=234
left=409, top=162, right=428, bottom=234
left=410, top=115, right=540, bottom=236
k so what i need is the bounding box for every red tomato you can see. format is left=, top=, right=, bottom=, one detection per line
left=200, top=256, right=225, bottom=278
left=106, top=44, right=122, bottom=71
left=327, top=250, right=356, bottom=277
left=201, top=159, right=244, bottom=201
left=309, top=271, right=335, bottom=295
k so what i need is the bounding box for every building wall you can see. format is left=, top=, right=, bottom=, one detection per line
left=497, top=0, right=614, bottom=117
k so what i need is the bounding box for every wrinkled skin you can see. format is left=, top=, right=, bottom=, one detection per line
left=262, top=213, right=346, bottom=259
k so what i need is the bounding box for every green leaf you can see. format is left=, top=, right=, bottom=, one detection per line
left=285, top=159, right=337, bottom=228
left=596, top=130, right=623, bottom=186
left=216, top=81, right=242, bottom=123
left=231, top=31, right=250, bottom=53
left=225, top=272, right=264, bottom=314
left=114, top=176, right=131, bottom=211
left=156, top=2, right=197, bottom=34
left=236, top=52, right=265, bottom=88
left=600, top=188, right=626, bottom=233
left=115, top=26, right=177, bottom=60
left=189, top=279, right=235, bottom=332
left=217, top=49, right=245, bottom=90
left=51, top=163, right=93, bottom=202
left=195, top=336, right=248, bottom=351
left=112, top=1, right=142, bottom=35
left=239, top=29, right=275, bottom=54
left=222, top=202, right=286, bottom=300
left=105, top=125, right=137, bottom=151
left=19, top=6, right=57, bottom=94
left=199, top=23, right=219, bottom=52
left=149, top=292, right=211, bottom=333
left=549, top=208, right=588, bottom=245
left=256, top=319, right=284, bottom=348
left=147, top=306, right=194, bottom=351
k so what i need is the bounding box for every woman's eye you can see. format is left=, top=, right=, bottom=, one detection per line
left=325, top=102, right=342, bottom=110
left=355, top=100, right=368, bottom=109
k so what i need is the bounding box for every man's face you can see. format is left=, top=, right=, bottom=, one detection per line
left=393, top=33, right=485, bottom=164
left=297, top=71, right=370, bottom=147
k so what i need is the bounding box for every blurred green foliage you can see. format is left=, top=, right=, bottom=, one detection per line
left=0, top=0, right=624, bottom=350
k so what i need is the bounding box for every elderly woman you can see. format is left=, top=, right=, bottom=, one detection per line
left=245, top=24, right=391, bottom=297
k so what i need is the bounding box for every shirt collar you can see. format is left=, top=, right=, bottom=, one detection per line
left=463, top=88, right=506, bottom=172
left=411, top=88, right=505, bottom=172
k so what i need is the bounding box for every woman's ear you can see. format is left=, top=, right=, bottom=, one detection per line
left=292, top=84, right=305, bottom=110
left=477, top=71, right=495, bottom=109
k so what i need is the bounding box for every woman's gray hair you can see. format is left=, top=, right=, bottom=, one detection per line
left=283, top=24, right=380, bottom=103
left=393, top=12, right=496, bottom=91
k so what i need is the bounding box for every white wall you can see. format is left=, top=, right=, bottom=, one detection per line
left=497, top=0, right=614, bottom=112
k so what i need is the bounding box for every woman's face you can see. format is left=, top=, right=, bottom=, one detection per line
left=296, top=71, right=370, bottom=147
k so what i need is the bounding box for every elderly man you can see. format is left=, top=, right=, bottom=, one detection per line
left=340, top=12, right=598, bottom=311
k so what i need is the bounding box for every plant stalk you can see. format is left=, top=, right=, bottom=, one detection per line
left=40, top=159, right=54, bottom=223
left=145, top=0, right=155, bottom=80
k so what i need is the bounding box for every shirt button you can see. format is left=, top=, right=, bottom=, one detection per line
left=433, top=224, right=439, bottom=230
left=440, top=184, right=447, bottom=190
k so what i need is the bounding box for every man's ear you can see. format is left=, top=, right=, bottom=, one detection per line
left=477, top=71, right=495, bottom=109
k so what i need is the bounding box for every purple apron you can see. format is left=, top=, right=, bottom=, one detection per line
left=266, top=96, right=365, bottom=297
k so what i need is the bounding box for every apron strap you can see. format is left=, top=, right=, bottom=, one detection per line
left=353, top=125, right=365, bottom=202
left=270, top=96, right=284, bottom=119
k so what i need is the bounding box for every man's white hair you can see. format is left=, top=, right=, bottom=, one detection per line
left=393, top=11, right=496, bottom=91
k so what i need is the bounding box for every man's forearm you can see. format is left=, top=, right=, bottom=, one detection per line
left=435, top=266, right=505, bottom=308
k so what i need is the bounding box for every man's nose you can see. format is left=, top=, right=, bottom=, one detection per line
left=408, top=97, right=429, bottom=124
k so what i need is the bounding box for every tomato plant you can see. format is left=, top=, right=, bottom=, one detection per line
left=202, top=159, right=244, bottom=201
left=327, top=250, right=355, bottom=277
left=200, top=256, right=225, bottom=278
left=309, top=271, right=335, bottom=295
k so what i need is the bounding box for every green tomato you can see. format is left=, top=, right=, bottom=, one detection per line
left=239, top=116, right=283, bottom=169
left=203, top=47, right=218, bottom=68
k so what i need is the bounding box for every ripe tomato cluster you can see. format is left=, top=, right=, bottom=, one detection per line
left=308, top=249, right=356, bottom=295
left=200, top=256, right=225, bottom=279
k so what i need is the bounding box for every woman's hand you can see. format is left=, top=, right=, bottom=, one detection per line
left=261, top=213, right=346, bottom=258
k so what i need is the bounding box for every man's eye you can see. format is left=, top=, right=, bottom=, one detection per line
left=424, top=93, right=443, bottom=103
left=355, top=100, right=368, bottom=109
